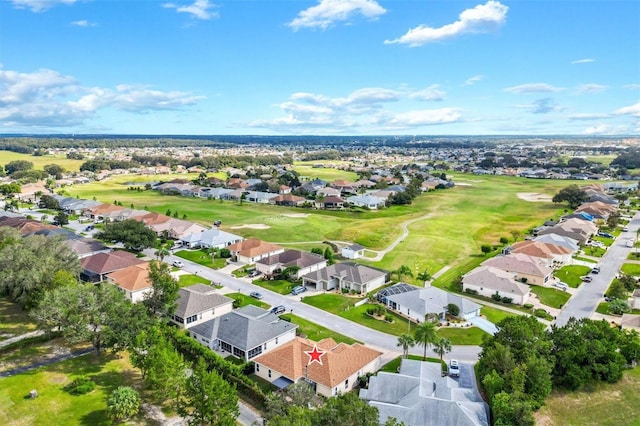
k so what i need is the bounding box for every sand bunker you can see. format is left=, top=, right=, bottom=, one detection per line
left=230, top=224, right=271, bottom=230
left=517, top=192, right=552, bottom=202
left=283, top=213, right=309, bottom=218
left=455, top=182, right=472, bottom=187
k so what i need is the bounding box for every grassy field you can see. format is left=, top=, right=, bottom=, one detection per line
left=177, top=274, right=211, bottom=288
left=554, top=265, right=592, bottom=288
left=253, top=279, right=299, bottom=295
left=536, top=366, right=640, bottom=426
left=174, top=249, right=226, bottom=269
left=480, top=306, right=518, bottom=324
left=66, top=172, right=571, bottom=287
left=0, top=352, right=146, bottom=426
left=437, top=326, right=487, bottom=345
left=226, top=292, right=270, bottom=309
left=530, top=286, right=572, bottom=309
left=0, top=298, right=38, bottom=342
left=621, top=263, right=640, bottom=276
left=0, top=151, right=85, bottom=172
left=279, top=314, right=360, bottom=345
left=293, top=161, right=359, bottom=182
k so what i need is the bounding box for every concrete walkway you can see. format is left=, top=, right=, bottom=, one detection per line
left=0, top=330, right=45, bottom=349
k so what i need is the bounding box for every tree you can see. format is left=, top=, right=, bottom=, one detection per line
left=0, top=183, right=21, bottom=196
left=96, top=219, right=157, bottom=251
left=107, top=386, right=141, bottom=422
left=607, top=280, right=629, bottom=300
left=394, top=265, right=413, bottom=282
left=155, top=247, right=170, bottom=261
left=311, top=247, right=324, bottom=256
left=416, top=270, right=431, bottom=282
left=38, top=194, right=61, bottom=210
left=480, top=244, right=492, bottom=255
left=413, top=320, right=438, bottom=360
left=552, top=184, right=588, bottom=209
left=43, top=164, right=65, bottom=179
left=313, top=392, right=381, bottom=426
left=432, top=336, right=451, bottom=361
left=446, top=303, right=460, bottom=317
left=323, top=246, right=334, bottom=265
left=265, top=381, right=321, bottom=420
left=178, top=358, right=239, bottom=426
left=143, top=260, right=179, bottom=316
left=4, top=160, right=33, bottom=175
left=608, top=299, right=632, bottom=315
left=31, top=283, right=143, bottom=355
left=281, top=265, right=301, bottom=281
left=0, top=230, right=80, bottom=309
left=53, top=211, right=69, bottom=226
left=397, top=333, right=415, bottom=359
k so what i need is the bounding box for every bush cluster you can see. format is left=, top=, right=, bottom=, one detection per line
left=64, top=376, right=96, bottom=395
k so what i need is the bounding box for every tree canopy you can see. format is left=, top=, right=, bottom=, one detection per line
left=552, top=184, right=588, bottom=209
left=96, top=219, right=157, bottom=251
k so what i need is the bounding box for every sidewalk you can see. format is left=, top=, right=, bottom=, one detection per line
left=0, top=330, right=45, bottom=349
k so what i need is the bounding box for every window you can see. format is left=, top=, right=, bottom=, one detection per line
left=256, top=364, right=260, bottom=372
left=275, top=337, right=278, bottom=344
left=173, top=315, right=184, bottom=324
left=233, top=347, right=245, bottom=358
left=268, top=369, right=272, bottom=378
left=186, top=315, right=198, bottom=324
left=345, top=379, right=349, bottom=389
left=248, top=346, right=263, bottom=359
left=220, top=341, right=232, bottom=353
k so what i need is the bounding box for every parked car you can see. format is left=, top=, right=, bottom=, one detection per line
left=248, top=270, right=261, bottom=278
left=598, top=232, right=614, bottom=239
left=250, top=291, right=263, bottom=299
left=84, top=225, right=95, bottom=231
left=449, top=359, right=460, bottom=377
left=172, top=260, right=184, bottom=268
left=270, top=305, right=286, bottom=315
left=554, top=281, right=569, bottom=290
left=581, top=276, right=592, bottom=283
left=591, top=266, right=600, bottom=274
left=213, top=220, right=222, bottom=226
left=626, top=240, right=634, bottom=248
left=622, top=227, right=629, bottom=232
left=291, top=285, right=307, bottom=295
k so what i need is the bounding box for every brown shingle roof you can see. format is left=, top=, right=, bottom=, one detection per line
left=107, top=262, right=152, bottom=292
left=253, top=337, right=382, bottom=388
left=81, top=250, right=145, bottom=275
left=510, top=240, right=573, bottom=259
left=228, top=238, right=283, bottom=258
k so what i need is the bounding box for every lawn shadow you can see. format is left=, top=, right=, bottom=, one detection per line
left=80, top=409, right=109, bottom=426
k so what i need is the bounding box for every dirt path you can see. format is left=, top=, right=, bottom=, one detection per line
left=364, top=214, right=433, bottom=262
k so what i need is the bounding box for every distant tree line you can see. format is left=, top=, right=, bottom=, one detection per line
left=612, top=148, right=640, bottom=169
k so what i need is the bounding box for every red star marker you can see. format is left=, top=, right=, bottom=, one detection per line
left=305, top=344, right=325, bottom=366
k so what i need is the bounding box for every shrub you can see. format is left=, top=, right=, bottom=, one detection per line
left=534, top=309, right=553, bottom=321
left=500, top=237, right=509, bottom=244
left=446, top=303, right=460, bottom=317
left=219, top=248, right=231, bottom=258
left=464, top=288, right=478, bottom=295
left=107, top=386, right=140, bottom=421
left=501, top=296, right=513, bottom=304
left=523, top=303, right=534, bottom=310
left=491, top=292, right=502, bottom=302
left=384, top=314, right=393, bottom=323
left=64, top=376, right=95, bottom=395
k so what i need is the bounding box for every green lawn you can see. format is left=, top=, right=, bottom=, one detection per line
left=301, top=293, right=361, bottom=313
left=537, top=366, right=640, bottom=426
left=592, top=236, right=614, bottom=247
left=0, top=352, right=147, bottom=426
left=0, top=151, right=85, bottom=172
left=379, top=355, right=446, bottom=374
left=177, top=274, right=211, bottom=288
left=554, top=265, right=592, bottom=288
left=582, top=246, right=606, bottom=258
left=293, top=162, right=359, bottom=182
left=253, top=279, right=298, bottom=295
left=437, top=326, right=487, bottom=345
left=279, top=314, right=360, bottom=345
left=481, top=306, right=518, bottom=324
left=174, top=249, right=227, bottom=269
left=0, top=298, right=38, bottom=342
left=530, top=286, right=572, bottom=309
left=621, top=263, right=640, bottom=276
left=627, top=252, right=640, bottom=261
left=226, top=292, right=270, bottom=309
left=573, top=256, right=598, bottom=264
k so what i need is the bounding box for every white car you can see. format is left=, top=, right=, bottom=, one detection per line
left=172, top=260, right=184, bottom=268
left=449, top=359, right=460, bottom=377
left=554, top=281, right=569, bottom=290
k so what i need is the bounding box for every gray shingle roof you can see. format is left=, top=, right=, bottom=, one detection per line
left=189, top=305, right=297, bottom=351
left=176, top=284, right=233, bottom=318
left=302, top=262, right=387, bottom=285
left=382, top=284, right=481, bottom=318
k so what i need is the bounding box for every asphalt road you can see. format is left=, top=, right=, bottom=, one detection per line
left=555, top=211, right=640, bottom=327
left=154, top=251, right=481, bottom=363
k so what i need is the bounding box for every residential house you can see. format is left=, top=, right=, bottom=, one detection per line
left=341, top=243, right=365, bottom=259
left=64, top=238, right=109, bottom=258
left=533, top=233, right=580, bottom=252
left=537, top=218, right=598, bottom=244
left=278, top=185, right=291, bottom=194
left=509, top=240, right=574, bottom=266
left=80, top=250, right=146, bottom=282
left=316, top=187, right=341, bottom=198
left=179, top=228, right=243, bottom=249
left=189, top=305, right=298, bottom=360
left=16, top=182, right=49, bottom=202
left=255, top=250, right=326, bottom=280
left=228, top=238, right=284, bottom=264
left=330, top=179, right=358, bottom=194
left=360, top=359, right=489, bottom=426
left=300, top=179, right=328, bottom=194
left=107, top=262, right=153, bottom=303
left=269, top=193, right=307, bottom=207
left=86, top=203, right=126, bottom=221
left=632, top=289, right=640, bottom=310
left=462, top=266, right=531, bottom=305
left=227, top=178, right=250, bottom=190
left=316, top=196, right=346, bottom=209
left=482, top=253, right=553, bottom=285
left=575, top=201, right=617, bottom=221
left=171, top=284, right=234, bottom=328
left=620, top=314, right=640, bottom=332
left=165, top=220, right=208, bottom=240
left=347, top=195, right=386, bottom=209
left=246, top=191, right=274, bottom=204
left=377, top=283, right=481, bottom=322
left=253, top=337, right=383, bottom=397
left=302, top=262, right=389, bottom=293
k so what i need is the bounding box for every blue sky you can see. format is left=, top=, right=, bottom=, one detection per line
left=1, top=0, right=638, bottom=135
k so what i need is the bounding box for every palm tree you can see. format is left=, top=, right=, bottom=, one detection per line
left=414, top=320, right=438, bottom=361
left=432, top=337, right=452, bottom=362
left=394, top=265, right=413, bottom=282
left=397, top=334, right=415, bottom=359
left=155, top=247, right=170, bottom=261
left=417, top=270, right=431, bottom=283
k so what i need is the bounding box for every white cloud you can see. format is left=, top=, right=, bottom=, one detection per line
left=71, top=20, right=97, bottom=27
left=163, top=0, right=219, bottom=20
left=568, top=113, right=610, bottom=121
left=581, top=124, right=627, bottom=135
left=577, top=83, right=608, bottom=94
left=571, top=58, right=595, bottom=64
left=288, top=0, right=386, bottom=31
left=0, top=68, right=205, bottom=128
left=624, top=84, right=640, bottom=90
left=513, top=97, right=560, bottom=114
left=248, top=86, right=461, bottom=132
left=385, top=1, right=508, bottom=47
left=408, top=84, right=446, bottom=101
left=615, top=102, right=640, bottom=117
left=463, top=75, right=485, bottom=86
left=11, top=0, right=76, bottom=12
left=504, top=83, right=564, bottom=94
